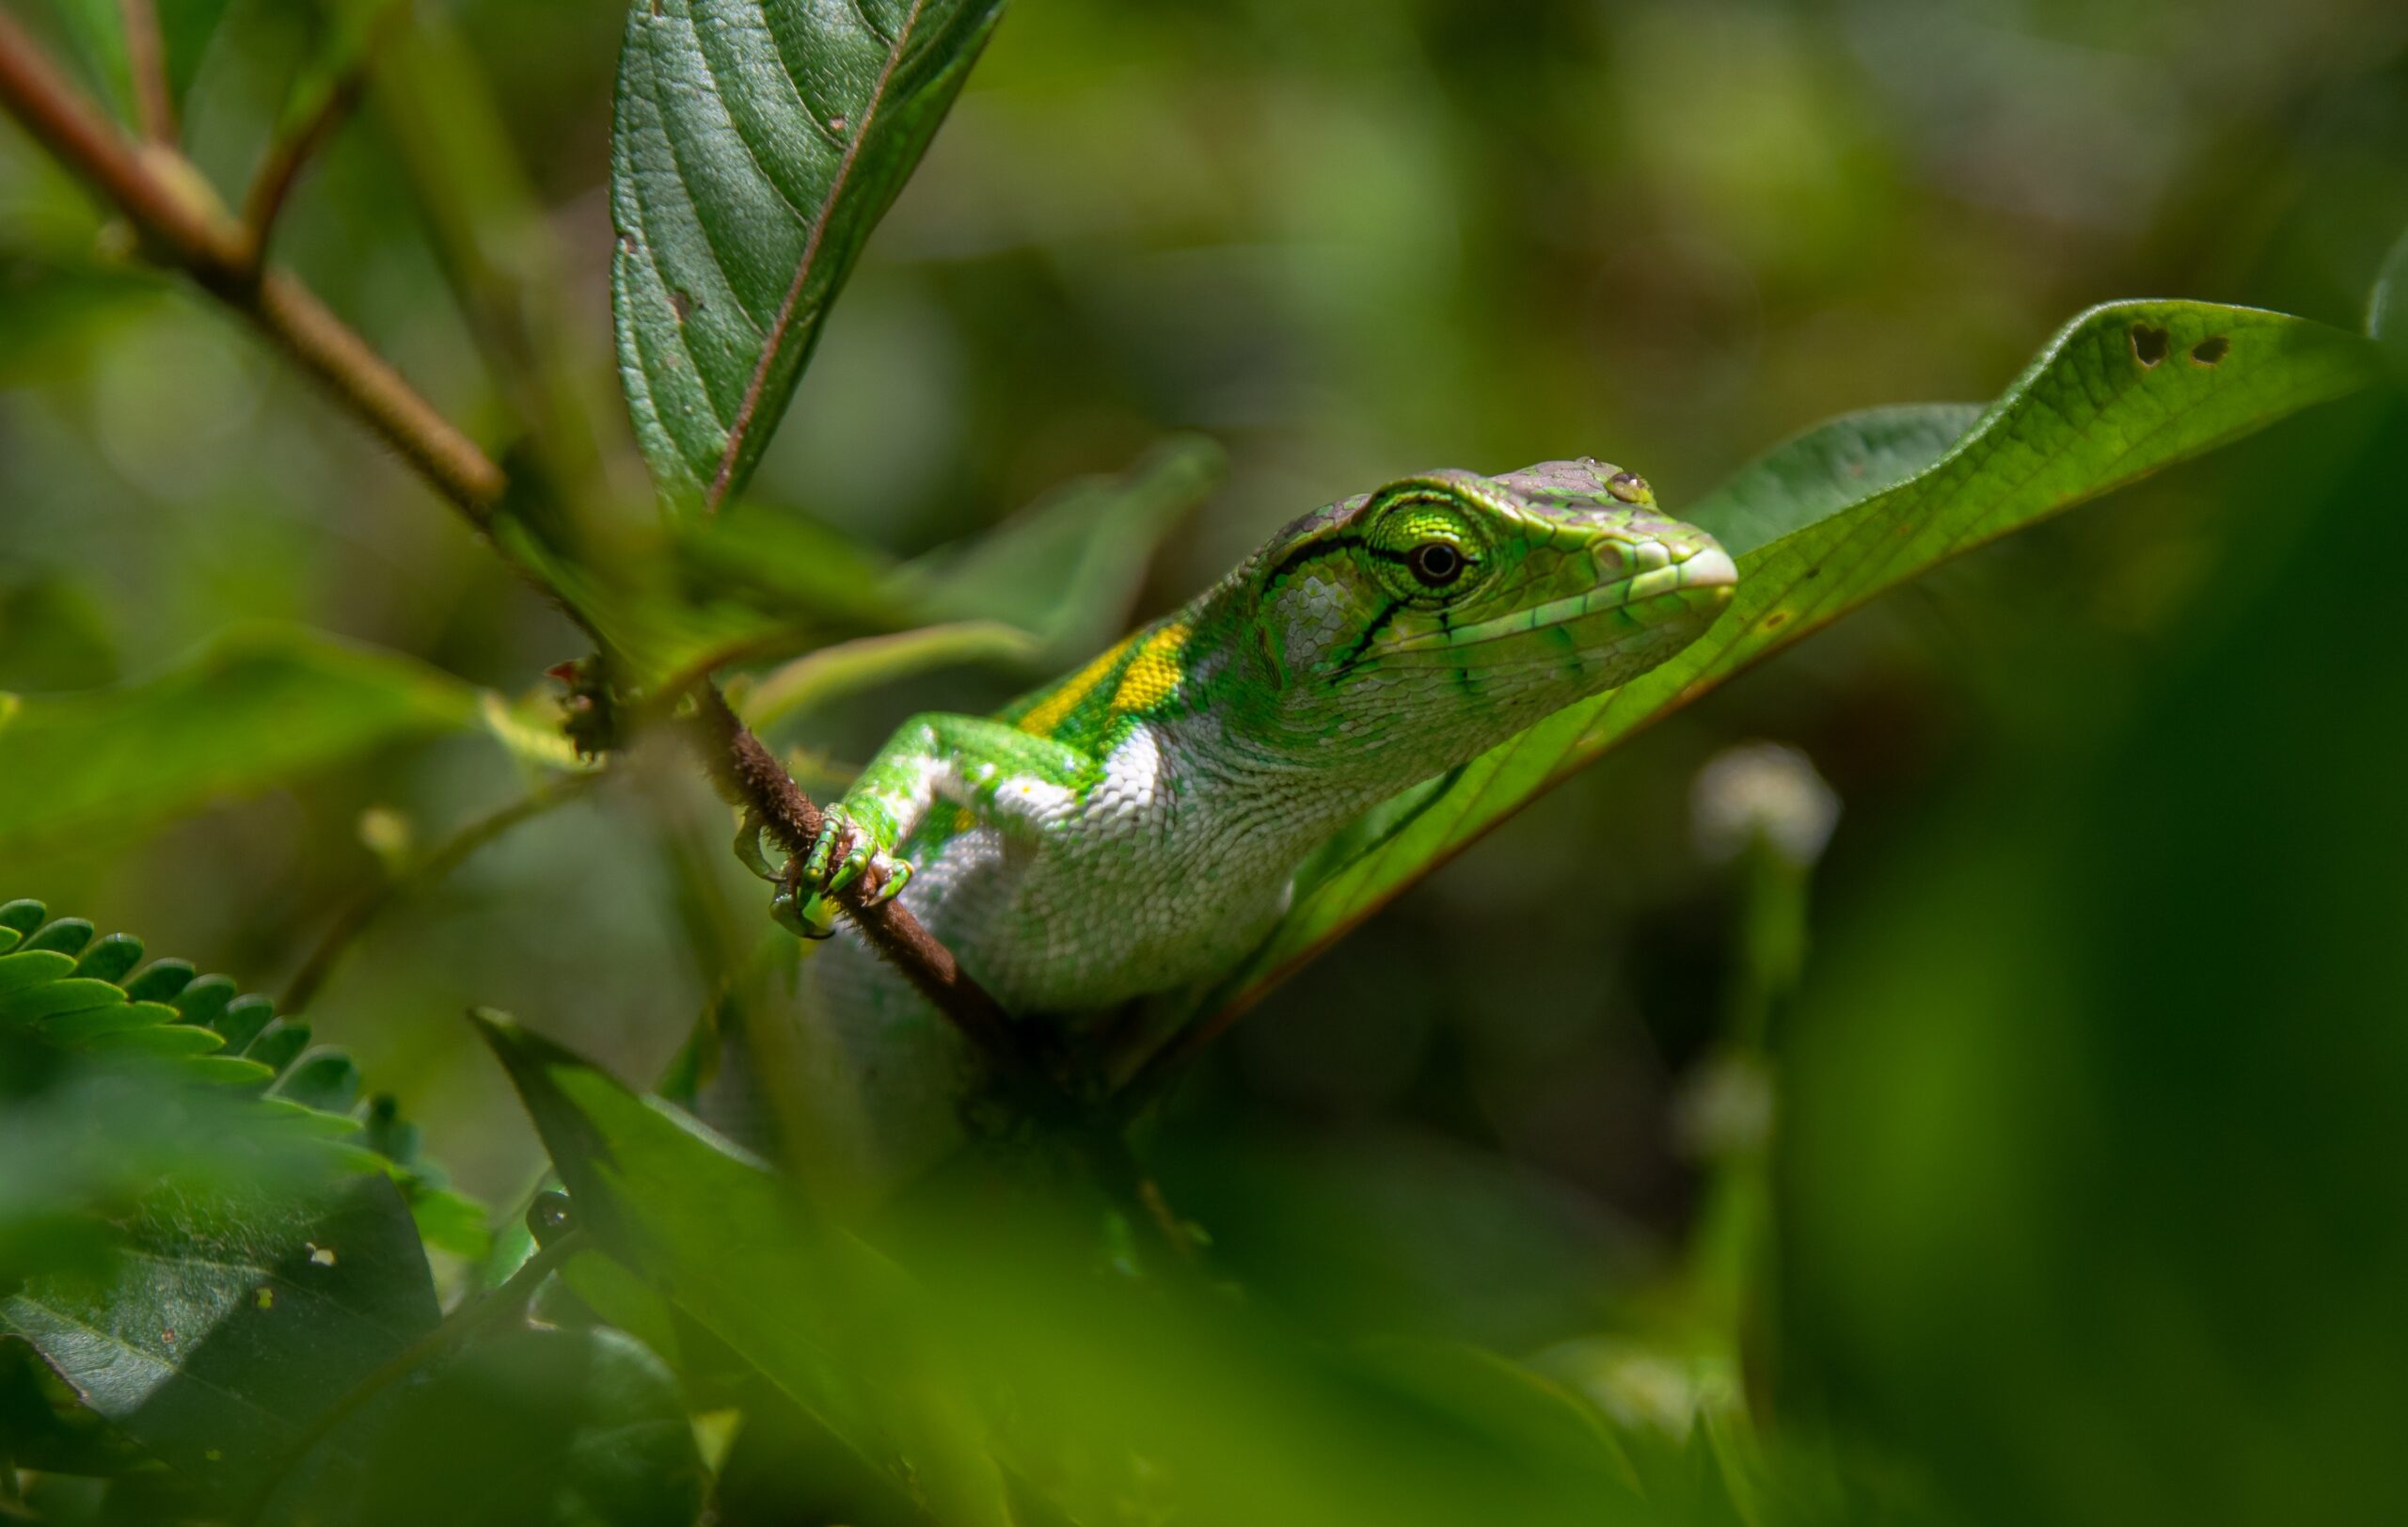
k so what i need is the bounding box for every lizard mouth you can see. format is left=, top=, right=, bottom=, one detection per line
left=1382, top=544, right=1737, bottom=658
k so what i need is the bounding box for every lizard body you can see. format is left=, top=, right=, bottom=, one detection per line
left=748, top=459, right=1736, bottom=1193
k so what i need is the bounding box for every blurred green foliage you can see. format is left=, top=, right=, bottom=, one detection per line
left=3, top=0, right=2406, bottom=1521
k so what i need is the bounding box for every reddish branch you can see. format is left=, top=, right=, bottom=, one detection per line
left=118, top=0, right=172, bottom=144
left=0, top=7, right=501, bottom=517
left=0, top=8, right=1021, bottom=1067
left=686, top=686, right=1030, bottom=1078
left=241, top=65, right=372, bottom=262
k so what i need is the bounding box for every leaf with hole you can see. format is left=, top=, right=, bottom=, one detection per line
left=1174, top=301, right=2380, bottom=1036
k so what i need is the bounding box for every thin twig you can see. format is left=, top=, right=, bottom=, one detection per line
left=285, top=771, right=607, bottom=1013
left=0, top=8, right=1032, bottom=1121
left=742, top=620, right=1038, bottom=732
left=118, top=0, right=172, bottom=145
left=685, top=683, right=1038, bottom=1084
left=0, top=8, right=502, bottom=518
left=240, top=63, right=372, bottom=266
left=0, top=8, right=238, bottom=266
left=249, top=267, right=509, bottom=516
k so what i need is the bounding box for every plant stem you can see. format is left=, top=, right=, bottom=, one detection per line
left=117, top=0, right=172, bottom=144
left=0, top=7, right=502, bottom=520
left=284, top=771, right=608, bottom=1013
left=0, top=8, right=231, bottom=262
left=1, top=6, right=1029, bottom=1109
left=686, top=683, right=1032, bottom=1079
left=248, top=267, right=509, bottom=517
left=240, top=62, right=373, bottom=265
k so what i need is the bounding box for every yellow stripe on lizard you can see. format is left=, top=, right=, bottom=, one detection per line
left=1111, top=622, right=1189, bottom=713
left=1016, top=632, right=1137, bottom=736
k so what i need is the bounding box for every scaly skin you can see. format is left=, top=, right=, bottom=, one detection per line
left=741, top=458, right=1737, bottom=1195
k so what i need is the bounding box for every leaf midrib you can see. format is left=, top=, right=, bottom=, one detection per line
left=703, top=0, right=936, bottom=511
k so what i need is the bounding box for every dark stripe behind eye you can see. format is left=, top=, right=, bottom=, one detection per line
left=1333, top=598, right=1406, bottom=675
left=1264, top=534, right=1364, bottom=588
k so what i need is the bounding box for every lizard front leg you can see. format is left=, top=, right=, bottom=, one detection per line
left=780, top=713, right=1095, bottom=936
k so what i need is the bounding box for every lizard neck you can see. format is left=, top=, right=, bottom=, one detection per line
left=1161, top=590, right=1480, bottom=858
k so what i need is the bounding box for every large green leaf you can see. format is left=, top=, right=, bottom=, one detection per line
left=471, top=1012, right=1015, bottom=1527
left=477, top=1017, right=1768, bottom=1527
left=1680, top=402, right=1984, bottom=557
left=0, top=626, right=483, bottom=851
left=268, top=1327, right=707, bottom=1527
left=612, top=0, right=1008, bottom=512
left=1, top=1177, right=439, bottom=1499
left=1187, top=301, right=2378, bottom=1028
left=0, top=894, right=488, bottom=1266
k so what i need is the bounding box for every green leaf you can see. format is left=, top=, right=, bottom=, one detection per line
left=71, top=931, right=144, bottom=983
left=612, top=0, right=1009, bottom=512
left=0, top=626, right=483, bottom=852
left=1682, top=403, right=1984, bottom=557
left=0, top=949, right=76, bottom=998
left=269, top=1327, right=706, bottom=1527
left=84, top=1022, right=226, bottom=1058
left=40, top=0, right=236, bottom=126
left=21, top=917, right=94, bottom=956
left=155, top=0, right=236, bottom=108
left=738, top=620, right=1038, bottom=732
left=0, top=1177, right=440, bottom=1498
left=2371, top=219, right=2408, bottom=378
left=7, top=976, right=130, bottom=1026
left=41, top=0, right=135, bottom=126
left=901, top=434, right=1228, bottom=662
left=0, top=893, right=485, bottom=1280
left=673, top=437, right=1221, bottom=686
left=40, top=997, right=178, bottom=1042
left=1196, top=301, right=2380, bottom=1024
left=471, top=1011, right=1015, bottom=1527
left=475, top=1016, right=1713, bottom=1527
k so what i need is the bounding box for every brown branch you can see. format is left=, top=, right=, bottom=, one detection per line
left=240, top=62, right=372, bottom=265
left=0, top=7, right=502, bottom=519
left=249, top=267, right=506, bottom=517
left=2, top=6, right=1033, bottom=1113
left=685, top=683, right=1037, bottom=1082
left=118, top=0, right=172, bottom=144
left=0, top=8, right=234, bottom=264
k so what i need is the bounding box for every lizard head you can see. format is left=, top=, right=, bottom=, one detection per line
left=1235, top=457, right=1735, bottom=777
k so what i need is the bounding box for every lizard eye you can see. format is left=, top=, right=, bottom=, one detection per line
left=1408, top=541, right=1465, bottom=588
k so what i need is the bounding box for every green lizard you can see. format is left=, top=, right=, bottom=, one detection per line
left=742, top=458, right=1736, bottom=1193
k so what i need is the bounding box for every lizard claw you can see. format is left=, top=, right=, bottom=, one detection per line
left=800, top=808, right=853, bottom=889
left=867, top=857, right=913, bottom=905
left=797, top=804, right=914, bottom=906
left=731, top=812, right=782, bottom=883
left=770, top=884, right=839, bottom=941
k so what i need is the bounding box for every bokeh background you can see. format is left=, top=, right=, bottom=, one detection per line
left=6, top=0, right=2407, bottom=1520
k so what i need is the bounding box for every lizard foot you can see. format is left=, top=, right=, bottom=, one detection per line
left=800, top=804, right=914, bottom=902
left=770, top=884, right=840, bottom=941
